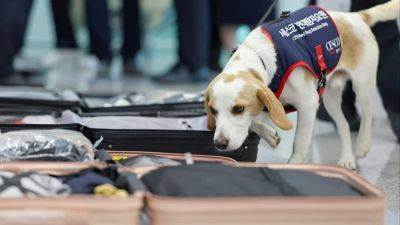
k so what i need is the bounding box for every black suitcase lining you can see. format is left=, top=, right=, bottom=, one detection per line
left=0, top=124, right=260, bottom=162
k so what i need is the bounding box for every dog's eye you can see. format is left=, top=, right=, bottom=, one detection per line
left=232, top=105, right=245, bottom=114
left=210, top=106, right=218, bottom=115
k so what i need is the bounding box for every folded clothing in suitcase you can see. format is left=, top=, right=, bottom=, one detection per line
left=0, top=124, right=259, bottom=162
left=0, top=162, right=143, bottom=225
left=0, top=166, right=146, bottom=198
left=142, top=164, right=361, bottom=197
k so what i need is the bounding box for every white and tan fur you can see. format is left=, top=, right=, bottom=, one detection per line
left=205, top=0, right=400, bottom=169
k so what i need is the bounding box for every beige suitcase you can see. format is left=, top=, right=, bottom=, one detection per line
left=145, top=164, right=385, bottom=225
left=0, top=153, right=237, bottom=225
left=0, top=158, right=385, bottom=225
left=0, top=162, right=143, bottom=225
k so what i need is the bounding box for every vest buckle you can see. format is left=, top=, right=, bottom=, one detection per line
left=280, top=11, right=291, bottom=18
left=317, top=70, right=327, bottom=95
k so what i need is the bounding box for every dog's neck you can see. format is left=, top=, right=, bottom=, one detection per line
left=223, top=27, right=277, bottom=85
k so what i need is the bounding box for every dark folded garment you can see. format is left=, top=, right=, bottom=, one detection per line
left=142, top=164, right=361, bottom=197
left=58, top=167, right=147, bottom=194
left=59, top=168, right=116, bottom=194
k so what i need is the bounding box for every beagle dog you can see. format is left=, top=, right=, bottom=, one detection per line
left=205, top=0, right=399, bottom=169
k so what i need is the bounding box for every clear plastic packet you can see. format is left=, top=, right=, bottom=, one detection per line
left=0, top=129, right=95, bottom=162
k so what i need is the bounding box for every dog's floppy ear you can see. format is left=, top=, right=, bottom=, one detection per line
left=257, top=86, right=293, bottom=130
left=204, top=90, right=216, bottom=130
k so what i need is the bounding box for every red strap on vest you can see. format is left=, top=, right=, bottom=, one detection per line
left=315, top=44, right=328, bottom=96
left=315, top=44, right=327, bottom=72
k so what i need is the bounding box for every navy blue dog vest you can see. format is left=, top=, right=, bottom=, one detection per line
left=261, top=6, right=342, bottom=99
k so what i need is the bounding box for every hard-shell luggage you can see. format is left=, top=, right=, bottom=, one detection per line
left=0, top=86, right=81, bottom=112
left=0, top=124, right=260, bottom=162
left=144, top=164, right=385, bottom=225
left=0, top=87, right=205, bottom=117
left=0, top=162, right=143, bottom=225
left=0, top=153, right=237, bottom=225
left=0, top=87, right=263, bottom=161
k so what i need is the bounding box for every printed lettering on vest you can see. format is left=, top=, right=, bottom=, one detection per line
left=261, top=6, right=342, bottom=99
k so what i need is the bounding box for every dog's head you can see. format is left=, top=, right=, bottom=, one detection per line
left=205, top=69, right=293, bottom=151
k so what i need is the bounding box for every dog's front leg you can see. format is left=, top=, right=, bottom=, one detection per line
left=250, top=120, right=280, bottom=148
left=288, top=102, right=319, bottom=164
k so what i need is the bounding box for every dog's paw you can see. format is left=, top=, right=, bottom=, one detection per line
left=337, top=155, right=357, bottom=170
left=266, top=131, right=281, bottom=149
left=355, top=145, right=370, bottom=159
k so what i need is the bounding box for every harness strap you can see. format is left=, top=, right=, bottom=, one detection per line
left=315, top=44, right=328, bottom=96
left=231, top=45, right=267, bottom=71
left=263, top=105, right=296, bottom=114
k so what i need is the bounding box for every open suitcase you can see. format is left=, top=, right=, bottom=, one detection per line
left=0, top=123, right=260, bottom=162
left=0, top=160, right=384, bottom=225
left=0, top=153, right=237, bottom=225
left=0, top=86, right=205, bottom=117
left=144, top=164, right=385, bottom=225
left=0, top=162, right=143, bottom=225
left=0, top=87, right=263, bottom=162
left=0, top=89, right=260, bottom=162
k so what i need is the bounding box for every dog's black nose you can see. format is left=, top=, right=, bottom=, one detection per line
left=215, top=138, right=229, bottom=150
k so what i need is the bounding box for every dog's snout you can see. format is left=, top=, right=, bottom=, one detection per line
left=215, top=137, right=229, bottom=150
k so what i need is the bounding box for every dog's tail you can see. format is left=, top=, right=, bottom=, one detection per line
left=359, top=0, right=399, bottom=26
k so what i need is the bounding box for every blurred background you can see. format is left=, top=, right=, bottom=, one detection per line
left=1, top=0, right=398, bottom=145
left=0, top=0, right=312, bottom=93
left=0, top=0, right=398, bottom=143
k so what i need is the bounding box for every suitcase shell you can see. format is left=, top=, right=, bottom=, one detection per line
left=0, top=124, right=260, bottom=162
left=145, top=164, right=385, bottom=225
left=0, top=153, right=237, bottom=225
left=0, top=162, right=143, bottom=225
left=0, top=88, right=205, bottom=118
left=0, top=159, right=385, bottom=225
left=0, top=90, right=260, bottom=161
left=0, top=95, right=80, bottom=113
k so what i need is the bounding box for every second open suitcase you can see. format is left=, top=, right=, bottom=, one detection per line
left=144, top=164, right=385, bottom=225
